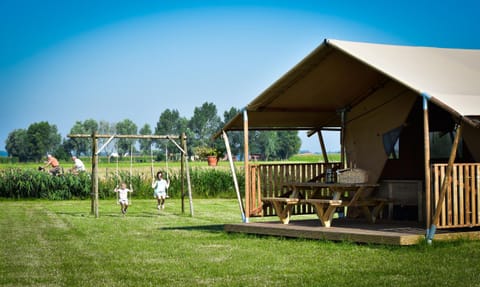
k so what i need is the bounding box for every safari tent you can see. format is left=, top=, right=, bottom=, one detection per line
left=220, top=39, right=480, bottom=234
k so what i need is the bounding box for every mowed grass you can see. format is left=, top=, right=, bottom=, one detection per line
left=1, top=199, right=480, bottom=287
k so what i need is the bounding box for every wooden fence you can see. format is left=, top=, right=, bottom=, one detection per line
left=246, top=162, right=341, bottom=217
left=432, top=163, right=480, bottom=228
left=245, top=162, right=480, bottom=228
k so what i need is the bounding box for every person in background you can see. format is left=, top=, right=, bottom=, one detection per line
left=44, top=154, right=61, bottom=176
left=71, top=156, right=86, bottom=174
left=114, top=182, right=132, bottom=215
left=152, top=171, right=170, bottom=210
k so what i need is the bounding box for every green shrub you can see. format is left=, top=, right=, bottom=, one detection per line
left=0, top=168, right=91, bottom=199
left=0, top=167, right=244, bottom=200
left=0, top=157, right=19, bottom=164
left=188, top=168, right=245, bottom=197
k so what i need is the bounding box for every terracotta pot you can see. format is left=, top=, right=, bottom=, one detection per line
left=207, top=156, right=218, bottom=166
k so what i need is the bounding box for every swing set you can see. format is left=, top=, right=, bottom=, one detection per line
left=67, top=132, right=193, bottom=218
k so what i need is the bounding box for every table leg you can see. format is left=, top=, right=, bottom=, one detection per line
left=359, top=201, right=387, bottom=223
left=310, top=202, right=338, bottom=227
left=270, top=201, right=294, bottom=224
left=371, top=201, right=387, bottom=223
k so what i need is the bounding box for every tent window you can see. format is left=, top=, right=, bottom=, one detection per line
left=383, top=127, right=402, bottom=159
left=430, top=130, right=463, bottom=160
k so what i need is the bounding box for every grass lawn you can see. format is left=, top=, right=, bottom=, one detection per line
left=1, top=199, right=479, bottom=287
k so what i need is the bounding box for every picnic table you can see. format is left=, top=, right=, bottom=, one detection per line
left=262, top=182, right=388, bottom=227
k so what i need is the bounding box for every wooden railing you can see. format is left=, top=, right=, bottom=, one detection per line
left=431, top=163, right=480, bottom=228
left=246, top=162, right=341, bottom=217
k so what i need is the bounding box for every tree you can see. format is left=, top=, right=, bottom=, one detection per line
left=26, top=122, right=61, bottom=162
left=248, top=130, right=262, bottom=156
left=155, top=109, right=187, bottom=136
left=5, top=129, right=28, bottom=161
left=247, top=130, right=300, bottom=160
left=116, top=119, right=137, bottom=156
left=83, top=119, right=99, bottom=134
left=258, top=131, right=277, bottom=161
left=68, top=119, right=99, bottom=156
left=98, top=120, right=115, bottom=135
left=275, top=131, right=301, bottom=160
left=55, top=139, right=73, bottom=161
left=222, top=107, right=243, bottom=158
left=139, top=124, right=152, bottom=155
left=68, top=121, right=88, bottom=155
left=188, top=102, right=221, bottom=151
left=155, top=109, right=188, bottom=155
left=66, top=119, right=100, bottom=156
left=5, top=122, right=61, bottom=162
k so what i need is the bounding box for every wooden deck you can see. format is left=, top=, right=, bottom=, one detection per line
left=225, top=218, right=480, bottom=246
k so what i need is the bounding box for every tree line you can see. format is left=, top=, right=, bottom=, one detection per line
left=5, top=102, right=301, bottom=162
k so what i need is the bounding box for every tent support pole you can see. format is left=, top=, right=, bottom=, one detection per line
left=427, top=124, right=462, bottom=243
left=243, top=109, right=250, bottom=222
left=318, top=130, right=329, bottom=164
left=222, top=130, right=246, bottom=222
left=423, top=95, right=431, bottom=231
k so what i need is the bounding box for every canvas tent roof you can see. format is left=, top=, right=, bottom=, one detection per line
left=220, top=39, right=480, bottom=134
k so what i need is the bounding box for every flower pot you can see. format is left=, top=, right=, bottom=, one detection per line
left=207, top=156, right=218, bottom=166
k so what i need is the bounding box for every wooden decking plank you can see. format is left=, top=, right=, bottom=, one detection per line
left=224, top=219, right=480, bottom=246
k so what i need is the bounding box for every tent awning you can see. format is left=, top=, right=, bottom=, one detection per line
left=219, top=39, right=480, bottom=135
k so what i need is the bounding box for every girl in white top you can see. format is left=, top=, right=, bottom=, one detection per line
left=152, top=171, right=170, bottom=210
left=114, top=182, right=132, bottom=215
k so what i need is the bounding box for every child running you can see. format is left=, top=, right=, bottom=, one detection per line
left=152, top=171, right=170, bottom=210
left=114, top=182, right=132, bottom=215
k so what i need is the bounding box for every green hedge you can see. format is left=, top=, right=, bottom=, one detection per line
left=0, top=168, right=244, bottom=200
left=0, top=157, right=19, bottom=164
left=0, top=168, right=91, bottom=200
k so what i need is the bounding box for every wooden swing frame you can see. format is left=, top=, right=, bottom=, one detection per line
left=67, top=133, right=193, bottom=218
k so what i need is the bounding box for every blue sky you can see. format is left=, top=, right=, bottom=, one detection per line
left=1, top=1, right=479, bottom=153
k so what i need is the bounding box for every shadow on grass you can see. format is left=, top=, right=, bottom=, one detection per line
left=56, top=211, right=166, bottom=218
left=159, top=224, right=225, bottom=233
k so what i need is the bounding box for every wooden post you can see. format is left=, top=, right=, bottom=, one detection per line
left=91, top=132, right=99, bottom=218
left=181, top=133, right=185, bottom=214
left=432, top=125, right=462, bottom=227
left=90, top=132, right=95, bottom=215
left=423, top=96, right=431, bottom=229
left=68, top=134, right=180, bottom=140
left=317, top=130, right=329, bottom=164
left=182, top=134, right=194, bottom=217
left=243, top=109, right=250, bottom=222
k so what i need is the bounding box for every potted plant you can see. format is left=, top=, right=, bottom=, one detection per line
left=194, top=146, right=219, bottom=166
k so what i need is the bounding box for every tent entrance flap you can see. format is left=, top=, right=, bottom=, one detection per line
left=344, top=83, right=418, bottom=183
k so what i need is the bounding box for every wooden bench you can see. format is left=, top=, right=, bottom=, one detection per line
left=262, top=197, right=345, bottom=226
left=342, top=198, right=392, bottom=223
left=263, top=181, right=392, bottom=227
left=262, top=197, right=301, bottom=224
left=302, top=199, right=343, bottom=227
